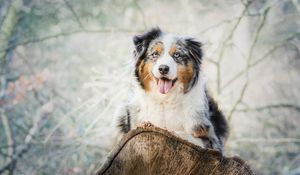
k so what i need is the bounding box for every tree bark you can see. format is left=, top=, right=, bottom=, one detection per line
left=95, top=125, right=254, bottom=175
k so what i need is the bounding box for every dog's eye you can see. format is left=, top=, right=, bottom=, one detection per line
left=151, top=52, right=159, bottom=57
left=173, top=52, right=180, bottom=58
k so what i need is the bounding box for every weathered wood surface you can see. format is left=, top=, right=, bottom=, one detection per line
left=95, top=125, right=253, bottom=175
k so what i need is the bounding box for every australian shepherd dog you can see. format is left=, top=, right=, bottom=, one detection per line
left=114, top=28, right=229, bottom=153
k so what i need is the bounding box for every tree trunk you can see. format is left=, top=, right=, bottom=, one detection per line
left=95, top=125, right=253, bottom=175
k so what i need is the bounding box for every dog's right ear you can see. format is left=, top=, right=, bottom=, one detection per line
left=133, top=35, right=144, bottom=56
left=133, top=27, right=162, bottom=58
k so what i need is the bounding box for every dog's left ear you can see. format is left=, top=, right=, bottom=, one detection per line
left=184, top=38, right=203, bottom=65
left=183, top=38, right=203, bottom=92
left=133, top=28, right=162, bottom=58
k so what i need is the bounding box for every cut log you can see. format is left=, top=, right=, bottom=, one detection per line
left=95, top=125, right=253, bottom=175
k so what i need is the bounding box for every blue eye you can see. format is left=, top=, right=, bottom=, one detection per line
left=152, top=52, right=159, bottom=57
left=173, top=52, right=180, bottom=58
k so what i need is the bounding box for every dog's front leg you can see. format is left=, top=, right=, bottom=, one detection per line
left=185, top=116, right=223, bottom=153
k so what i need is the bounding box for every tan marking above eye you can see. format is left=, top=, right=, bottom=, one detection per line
left=169, top=45, right=177, bottom=56
left=151, top=42, right=164, bottom=55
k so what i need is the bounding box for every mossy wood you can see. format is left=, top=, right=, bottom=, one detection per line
left=95, top=125, right=253, bottom=175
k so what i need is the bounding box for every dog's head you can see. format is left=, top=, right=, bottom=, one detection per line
left=133, top=28, right=203, bottom=95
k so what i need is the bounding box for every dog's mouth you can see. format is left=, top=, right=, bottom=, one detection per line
left=156, top=77, right=177, bottom=94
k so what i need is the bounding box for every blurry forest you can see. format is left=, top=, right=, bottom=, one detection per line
left=0, top=0, right=299, bottom=174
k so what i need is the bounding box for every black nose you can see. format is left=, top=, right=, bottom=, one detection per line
left=158, top=65, right=169, bottom=75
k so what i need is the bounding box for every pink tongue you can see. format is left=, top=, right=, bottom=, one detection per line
left=158, top=79, right=173, bottom=94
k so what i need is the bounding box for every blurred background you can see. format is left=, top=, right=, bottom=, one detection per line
left=0, top=0, right=299, bottom=174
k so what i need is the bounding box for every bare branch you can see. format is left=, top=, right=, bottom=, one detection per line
left=0, top=1, right=12, bottom=29
left=0, top=109, right=14, bottom=164
left=198, top=10, right=268, bottom=36
left=227, top=79, right=248, bottom=121
left=236, top=103, right=300, bottom=112
left=215, top=1, right=252, bottom=94
left=0, top=0, right=21, bottom=67
left=0, top=144, right=30, bottom=174
left=0, top=28, right=143, bottom=54
left=63, top=0, right=85, bottom=29
left=231, top=137, right=300, bottom=143
left=227, top=7, right=270, bottom=121
left=0, top=102, right=53, bottom=174
left=222, top=32, right=300, bottom=90
left=205, top=57, right=219, bottom=66
left=0, top=76, right=6, bottom=99
left=198, top=17, right=242, bottom=35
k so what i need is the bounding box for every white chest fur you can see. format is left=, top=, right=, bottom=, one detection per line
left=129, top=78, right=208, bottom=135
left=137, top=98, right=185, bottom=131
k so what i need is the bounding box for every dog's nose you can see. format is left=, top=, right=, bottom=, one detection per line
left=158, top=65, right=169, bottom=75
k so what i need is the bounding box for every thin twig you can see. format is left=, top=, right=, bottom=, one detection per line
left=0, top=0, right=12, bottom=29
left=227, top=7, right=270, bottom=121
left=232, top=138, right=300, bottom=143
left=63, top=0, right=85, bottom=29
left=215, top=1, right=252, bottom=94
left=0, top=109, right=14, bottom=164
left=227, top=80, right=248, bottom=121
left=236, top=103, right=300, bottom=112
left=197, top=10, right=267, bottom=36
left=0, top=28, right=143, bottom=54
left=0, top=75, right=6, bottom=99
left=221, top=32, right=300, bottom=90
left=0, top=102, right=53, bottom=174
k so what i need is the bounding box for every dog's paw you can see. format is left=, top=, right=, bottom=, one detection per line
left=137, top=121, right=154, bottom=129
left=200, top=136, right=223, bottom=153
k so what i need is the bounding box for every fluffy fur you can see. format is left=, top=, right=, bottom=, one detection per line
left=114, top=28, right=229, bottom=153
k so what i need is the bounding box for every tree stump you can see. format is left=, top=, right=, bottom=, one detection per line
left=95, top=125, right=253, bottom=175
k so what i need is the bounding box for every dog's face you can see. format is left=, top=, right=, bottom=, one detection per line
left=133, top=28, right=202, bottom=95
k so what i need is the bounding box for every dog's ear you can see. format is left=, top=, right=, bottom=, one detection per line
left=133, top=28, right=162, bottom=58
left=183, top=38, right=203, bottom=92
left=184, top=38, right=203, bottom=65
